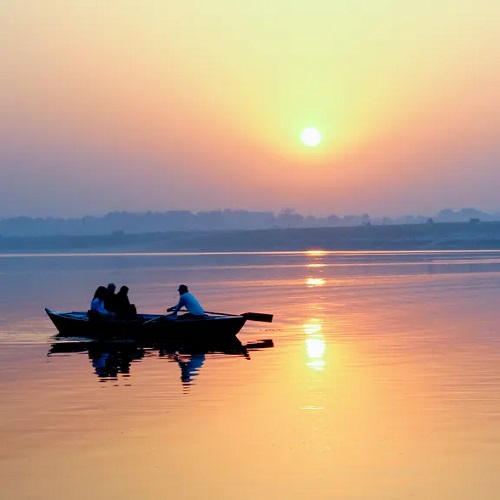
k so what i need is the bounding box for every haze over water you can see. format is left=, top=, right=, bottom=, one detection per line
left=1, top=251, right=499, bottom=499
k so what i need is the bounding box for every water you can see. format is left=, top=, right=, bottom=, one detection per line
left=1, top=251, right=499, bottom=499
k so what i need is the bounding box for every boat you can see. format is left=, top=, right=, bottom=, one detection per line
left=44, top=308, right=273, bottom=341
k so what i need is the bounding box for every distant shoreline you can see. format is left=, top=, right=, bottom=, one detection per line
left=2, top=222, right=500, bottom=253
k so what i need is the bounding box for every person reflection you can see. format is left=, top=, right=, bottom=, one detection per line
left=91, top=351, right=116, bottom=378
left=88, top=344, right=145, bottom=379
left=177, top=353, right=206, bottom=384
left=158, top=349, right=206, bottom=387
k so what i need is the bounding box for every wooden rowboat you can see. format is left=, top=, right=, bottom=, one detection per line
left=45, top=308, right=273, bottom=341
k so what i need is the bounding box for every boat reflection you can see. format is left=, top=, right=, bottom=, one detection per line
left=48, top=337, right=274, bottom=385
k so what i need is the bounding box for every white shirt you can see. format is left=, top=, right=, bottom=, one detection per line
left=90, top=298, right=110, bottom=315
left=173, top=292, right=205, bottom=316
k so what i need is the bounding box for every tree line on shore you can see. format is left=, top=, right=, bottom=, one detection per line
left=1, top=207, right=499, bottom=238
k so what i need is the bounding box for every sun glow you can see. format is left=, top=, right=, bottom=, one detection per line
left=300, top=127, right=322, bottom=147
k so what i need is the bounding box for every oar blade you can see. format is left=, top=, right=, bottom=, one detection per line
left=243, top=312, right=273, bottom=323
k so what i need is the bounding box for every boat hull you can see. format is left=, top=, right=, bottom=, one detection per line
left=45, top=308, right=247, bottom=341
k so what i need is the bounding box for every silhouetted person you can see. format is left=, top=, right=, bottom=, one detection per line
left=115, top=285, right=137, bottom=319
left=88, top=286, right=115, bottom=319
left=104, top=283, right=118, bottom=313
left=168, top=284, right=205, bottom=319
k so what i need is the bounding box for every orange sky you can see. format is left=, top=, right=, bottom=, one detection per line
left=1, top=1, right=499, bottom=217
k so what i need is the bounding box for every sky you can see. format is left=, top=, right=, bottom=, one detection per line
left=1, top=1, right=499, bottom=218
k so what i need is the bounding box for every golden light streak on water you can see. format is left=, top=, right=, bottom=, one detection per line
left=306, top=277, right=326, bottom=287
left=302, top=319, right=323, bottom=335
left=305, top=250, right=328, bottom=257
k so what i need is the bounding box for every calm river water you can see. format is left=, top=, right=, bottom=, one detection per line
left=0, top=251, right=499, bottom=499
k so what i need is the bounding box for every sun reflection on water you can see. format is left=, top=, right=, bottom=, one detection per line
left=306, top=277, right=326, bottom=287
left=303, top=319, right=326, bottom=371
left=305, top=250, right=327, bottom=257
left=306, top=263, right=326, bottom=268
left=305, top=338, right=326, bottom=371
left=303, top=319, right=323, bottom=335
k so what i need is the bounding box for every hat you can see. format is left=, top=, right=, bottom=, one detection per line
left=178, top=284, right=188, bottom=293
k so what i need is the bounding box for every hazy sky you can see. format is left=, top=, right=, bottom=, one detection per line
left=1, top=1, right=499, bottom=218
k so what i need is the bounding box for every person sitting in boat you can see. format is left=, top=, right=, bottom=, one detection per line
left=88, top=286, right=116, bottom=319
left=115, top=285, right=137, bottom=319
left=168, top=284, right=205, bottom=319
left=104, top=283, right=118, bottom=313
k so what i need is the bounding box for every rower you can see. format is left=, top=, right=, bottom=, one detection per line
left=167, top=284, right=206, bottom=319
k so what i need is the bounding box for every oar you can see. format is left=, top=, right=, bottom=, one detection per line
left=204, top=310, right=273, bottom=323
left=142, top=314, right=172, bottom=326
left=166, top=307, right=273, bottom=323
left=243, top=312, right=273, bottom=323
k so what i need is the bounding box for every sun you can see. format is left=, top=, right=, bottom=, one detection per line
left=301, top=127, right=322, bottom=147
